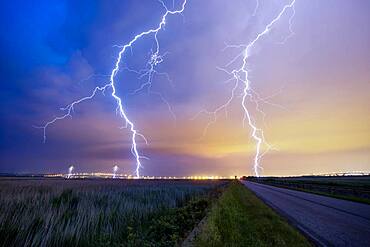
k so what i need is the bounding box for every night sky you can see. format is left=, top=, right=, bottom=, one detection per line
left=1, top=0, right=369, bottom=176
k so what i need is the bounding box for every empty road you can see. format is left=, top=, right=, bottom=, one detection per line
left=242, top=181, right=370, bottom=246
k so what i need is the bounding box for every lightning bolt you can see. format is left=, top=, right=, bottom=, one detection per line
left=194, top=0, right=297, bottom=177
left=239, top=0, right=297, bottom=177
left=252, top=0, right=260, bottom=17
left=67, top=165, right=74, bottom=179
left=35, top=0, right=187, bottom=178
left=123, top=44, right=177, bottom=121
left=113, top=165, right=118, bottom=179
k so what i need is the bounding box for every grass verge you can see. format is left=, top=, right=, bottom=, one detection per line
left=194, top=181, right=311, bottom=247
left=246, top=177, right=370, bottom=205
left=127, top=184, right=225, bottom=246
left=260, top=183, right=370, bottom=205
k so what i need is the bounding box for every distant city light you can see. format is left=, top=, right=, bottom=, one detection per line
left=41, top=168, right=370, bottom=180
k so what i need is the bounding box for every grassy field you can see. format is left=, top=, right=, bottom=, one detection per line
left=247, top=176, right=370, bottom=204
left=194, top=181, right=311, bottom=247
left=0, top=178, right=225, bottom=246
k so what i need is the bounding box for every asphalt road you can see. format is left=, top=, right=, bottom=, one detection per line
left=242, top=181, right=370, bottom=247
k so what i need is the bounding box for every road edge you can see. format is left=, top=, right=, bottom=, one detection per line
left=241, top=181, right=329, bottom=247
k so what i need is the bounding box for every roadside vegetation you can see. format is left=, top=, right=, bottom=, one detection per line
left=0, top=178, right=225, bottom=246
left=194, top=181, right=311, bottom=247
left=248, top=176, right=370, bottom=205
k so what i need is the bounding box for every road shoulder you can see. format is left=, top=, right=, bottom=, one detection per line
left=192, top=181, right=311, bottom=247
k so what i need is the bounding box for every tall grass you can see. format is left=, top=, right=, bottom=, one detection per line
left=0, top=179, right=222, bottom=246
left=195, top=181, right=311, bottom=247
